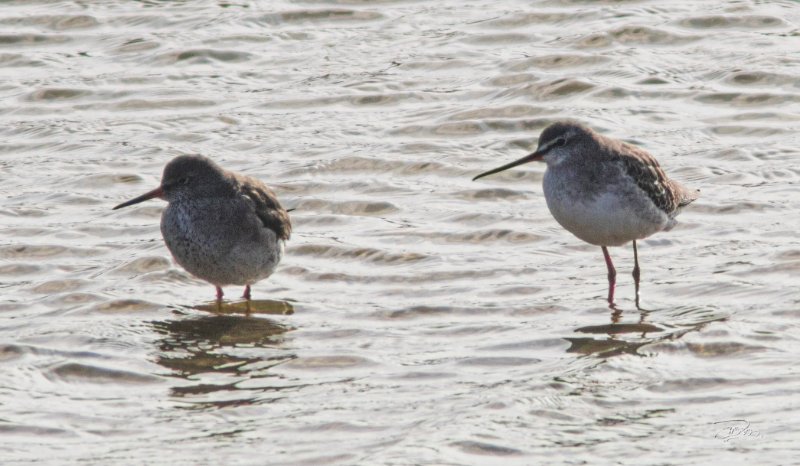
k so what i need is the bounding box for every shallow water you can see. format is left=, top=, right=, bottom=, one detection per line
left=1, top=0, right=799, bottom=464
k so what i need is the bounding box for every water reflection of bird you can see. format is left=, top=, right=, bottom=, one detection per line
left=114, top=155, right=291, bottom=311
left=152, top=314, right=293, bottom=405
left=473, top=122, right=698, bottom=306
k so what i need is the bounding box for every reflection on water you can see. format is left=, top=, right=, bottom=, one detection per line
left=192, top=299, right=295, bottom=315
left=152, top=313, right=295, bottom=405
left=567, top=306, right=729, bottom=357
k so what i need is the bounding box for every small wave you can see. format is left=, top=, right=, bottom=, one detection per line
left=678, top=15, right=787, bottom=29
left=47, top=362, right=160, bottom=384
left=255, top=9, right=383, bottom=26
left=289, top=244, right=430, bottom=264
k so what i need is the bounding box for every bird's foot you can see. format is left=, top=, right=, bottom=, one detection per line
left=242, top=285, right=252, bottom=315
left=215, top=286, right=224, bottom=312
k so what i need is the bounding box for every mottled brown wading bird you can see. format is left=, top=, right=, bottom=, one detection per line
left=113, top=155, right=291, bottom=312
left=473, top=122, right=698, bottom=307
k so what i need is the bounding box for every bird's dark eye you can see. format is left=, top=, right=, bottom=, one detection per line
left=554, top=138, right=567, bottom=147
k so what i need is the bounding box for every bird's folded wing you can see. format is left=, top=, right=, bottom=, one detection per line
left=237, top=176, right=292, bottom=241
left=616, top=144, right=681, bottom=215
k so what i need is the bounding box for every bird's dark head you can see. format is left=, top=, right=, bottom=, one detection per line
left=534, top=121, right=595, bottom=167
left=112, top=154, right=228, bottom=210
left=160, top=155, right=228, bottom=201
left=472, top=121, right=595, bottom=181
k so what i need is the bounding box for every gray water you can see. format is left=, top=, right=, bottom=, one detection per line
left=1, top=1, right=799, bottom=464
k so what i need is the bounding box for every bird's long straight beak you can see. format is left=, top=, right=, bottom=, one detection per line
left=472, top=151, right=544, bottom=181
left=112, top=186, right=165, bottom=210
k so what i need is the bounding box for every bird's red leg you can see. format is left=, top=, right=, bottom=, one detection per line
left=601, top=246, right=616, bottom=304
left=632, top=240, right=641, bottom=308
left=216, top=286, right=224, bottom=312
left=243, top=285, right=251, bottom=314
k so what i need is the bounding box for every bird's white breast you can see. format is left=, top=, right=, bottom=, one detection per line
left=543, top=169, right=671, bottom=247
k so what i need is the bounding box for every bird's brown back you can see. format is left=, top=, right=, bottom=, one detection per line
left=602, top=137, right=698, bottom=216
left=234, top=174, right=292, bottom=241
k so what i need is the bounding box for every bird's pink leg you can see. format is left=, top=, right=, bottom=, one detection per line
left=601, top=246, right=616, bottom=304
left=216, top=286, right=224, bottom=312
left=243, top=285, right=252, bottom=314
left=632, top=240, right=641, bottom=308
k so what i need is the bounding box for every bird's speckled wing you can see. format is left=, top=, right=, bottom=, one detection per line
left=615, top=143, right=697, bottom=215
left=235, top=174, right=292, bottom=241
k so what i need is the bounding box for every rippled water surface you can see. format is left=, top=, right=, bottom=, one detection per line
left=2, top=0, right=799, bottom=464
